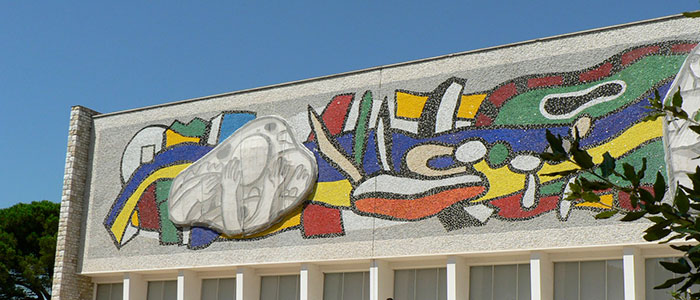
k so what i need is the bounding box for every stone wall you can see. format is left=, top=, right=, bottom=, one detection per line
left=51, top=106, right=99, bottom=300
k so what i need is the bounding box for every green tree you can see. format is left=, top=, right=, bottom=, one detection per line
left=0, top=201, right=60, bottom=300
left=540, top=88, right=700, bottom=299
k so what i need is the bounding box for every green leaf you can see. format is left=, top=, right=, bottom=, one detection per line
left=572, top=147, right=594, bottom=169
left=660, top=260, right=691, bottom=274
left=623, top=163, right=640, bottom=186
left=653, top=172, right=666, bottom=203
left=578, top=178, right=611, bottom=191
left=683, top=10, right=700, bottom=18
left=648, top=216, right=666, bottom=223
left=675, top=189, right=690, bottom=215
left=690, top=125, right=700, bottom=135
left=545, top=130, right=566, bottom=155
left=644, top=228, right=671, bottom=241
left=582, top=192, right=600, bottom=203
left=689, top=244, right=700, bottom=254
left=541, top=169, right=580, bottom=177
left=654, top=276, right=685, bottom=289
left=620, top=211, right=646, bottom=222
left=637, top=158, right=647, bottom=181
left=600, top=152, right=616, bottom=177
left=595, top=210, right=617, bottom=219
left=670, top=245, right=692, bottom=252
left=673, top=89, right=683, bottom=107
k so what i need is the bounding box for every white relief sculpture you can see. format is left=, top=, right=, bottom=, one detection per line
left=665, top=44, right=700, bottom=191
left=168, top=116, right=318, bottom=236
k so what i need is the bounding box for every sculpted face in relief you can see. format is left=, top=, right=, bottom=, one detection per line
left=168, top=116, right=318, bottom=236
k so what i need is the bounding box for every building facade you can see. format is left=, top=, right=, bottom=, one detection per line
left=52, top=15, right=700, bottom=300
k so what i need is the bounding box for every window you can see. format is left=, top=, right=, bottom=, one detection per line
left=394, top=268, right=447, bottom=300
left=470, top=264, right=530, bottom=300
left=646, top=257, right=698, bottom=299
left=323, top=271, right=370, bottom=300
left=260, top=275, right=300, bottom=300
left=147, top=280, right=177, bottom=300
left=202, top=278, right=236, bottom=300
left=554, top=260, right=623, bottom=300
left=95, top=282, right=123, bottom=300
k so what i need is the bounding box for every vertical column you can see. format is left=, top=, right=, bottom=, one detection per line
left=236, top=267, right=260, bottom=300
left=178, top=270, right=201, bottom=300
left=123, top=273, right=147, bottom=300
left=370, top=260, right=393, bottom=300
left=51, top=106, right=99, bottom=300
left=447, top=256, right=468, bottom=300
left=530, top=252, right=553, bottom=300
left=301, top=264, right=323, bottom=300
left=623, top=247, right=645, bottom=300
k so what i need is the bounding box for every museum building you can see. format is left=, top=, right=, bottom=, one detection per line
left=51, top=14, right=700, bottom=300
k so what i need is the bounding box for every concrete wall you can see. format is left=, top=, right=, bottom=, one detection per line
left=54, top=16, right=700, bottom=281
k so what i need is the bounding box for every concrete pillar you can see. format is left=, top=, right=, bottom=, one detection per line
left=236, top=267, right=260, bottom=300
left=623, top=247, right=645, bottom=300
left=447, top=256, right=468, bottom=300
left=530, top=252, right=553, bottom=300
left=369, top=260, right=393, bottom=300
left=178, top=270, right=200, bottom=300
left=301, top=263, right=323, bottom=300
left=123, top=273, right=147, bottom=300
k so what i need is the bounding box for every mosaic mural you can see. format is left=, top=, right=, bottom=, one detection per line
left=104, top=41, right=697, bottom=249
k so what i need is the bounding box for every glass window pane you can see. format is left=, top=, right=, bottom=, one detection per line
left=218, top=278, right=235, bottom=300
left=111, top=283, right=123, bottom=300
left=470, top=266, right=493, bottom=300
left=646, top=258, right=677, bottom=300
left=415, top=268, right=438, bottom=300
left=493, top=265, right=517, bottom=300
left=260, top=276, right=279, bottom=300
left=323, top=273, right=342, bottom=300
left=363, top=272, right=370, bottom=300
left=438, top=268, right=447, bottom=300
left=554, top=262, right=579, bottom=300
left=278, top=275, right=300, bottom=300
left=147, top=281, right=163, bottom=300
left=517, top=264, right=531, bottom=300
left=394, top=269, right=415, bottom=300
left=96, top=284, right=112, bottom=300
left=580, top=261, right=605, bottom=300
left=201, top=279, right=218, bottom=300
left=606, top=260, right=624, bottom=300
left=343, top=272, right=365, bottom=300
left=163, top=280, right=177, bottom=300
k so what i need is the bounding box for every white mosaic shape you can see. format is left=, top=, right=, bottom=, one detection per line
left=665, top=44, right=700, bottom=190
left=168, top=116, right=318, bottom=236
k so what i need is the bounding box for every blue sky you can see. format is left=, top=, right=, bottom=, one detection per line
left=0, top=1, right=697, bottom=209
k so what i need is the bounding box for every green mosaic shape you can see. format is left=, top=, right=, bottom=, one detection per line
left=170, top=118, right=208, bottom=137
left=494, top=56, right=686, bottom=125
left=487, top=143, right=510, bottom=166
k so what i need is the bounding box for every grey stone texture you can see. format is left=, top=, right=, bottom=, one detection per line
left=52, top=106, right=99, bottom=300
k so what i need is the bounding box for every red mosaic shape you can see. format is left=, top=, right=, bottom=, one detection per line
left=475, top=113, right=493, bottom=127
left=489, top=194, right=559, bottom=219
left=671, top=43, right=697, bottom=54
left=302, top=204, right=344, bottom=237
left=579, top=62, right=613, bottom=82
left=488, top=83, right=517, bottom=107
left=621, top=46, right=660, bottom=66
left=618, top=185, right=654, bottom=211
left=307, top=94, right=354, bottom=141
left=137, top=183, right=160, bottom=230
left=527, top=76, right=563, bottom=88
